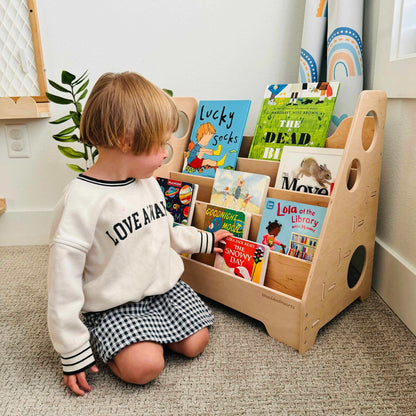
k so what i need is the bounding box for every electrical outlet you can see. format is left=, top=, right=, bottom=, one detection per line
left=5, top=124, right=31, bottom=158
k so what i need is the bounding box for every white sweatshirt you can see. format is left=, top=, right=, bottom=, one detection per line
left=47, top=174, right=213, bottom=375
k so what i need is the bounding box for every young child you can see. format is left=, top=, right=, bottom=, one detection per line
left=47, top=72, right=231, bottom=396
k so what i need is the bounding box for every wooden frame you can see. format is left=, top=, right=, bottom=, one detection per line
left=26, top=0, right=48, bottom=103
left=0, top=0, right=49, bottom=118
left=159, top=90, right=387, bottom=353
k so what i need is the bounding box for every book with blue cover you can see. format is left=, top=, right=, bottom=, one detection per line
left=182, top=100, right=251, bottom=178
left=256, top=198, right=327, bottom=261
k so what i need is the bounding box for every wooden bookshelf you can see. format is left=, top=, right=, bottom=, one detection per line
left=154, top=90, right=387, bottom=353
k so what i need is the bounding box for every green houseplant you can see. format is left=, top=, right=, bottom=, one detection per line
left=47, top=70, right=174, bottom=173
left=46, top=70, right=96, bottom=172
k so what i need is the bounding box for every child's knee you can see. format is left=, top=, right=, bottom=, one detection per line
left=178, top=328, right=210, bottom=358
left=115, top=354, right=164, bottom=385
left=110, top=342, right=165, bottom=385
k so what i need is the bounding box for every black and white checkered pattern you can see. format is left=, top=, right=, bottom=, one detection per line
left=83, top=280, right=214, bottom=363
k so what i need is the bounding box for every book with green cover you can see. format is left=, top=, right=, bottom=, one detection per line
left=248, top=82, right=340, bottom=161
left=203, top=204, right=251, bottom=239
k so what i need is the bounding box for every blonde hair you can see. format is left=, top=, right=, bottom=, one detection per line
left=196, top=122, right=216, bottom=141
left=80, top=72, right=178, bottom=154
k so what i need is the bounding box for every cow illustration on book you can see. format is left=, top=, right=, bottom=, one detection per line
left=185, top=122, right=227, bottom=173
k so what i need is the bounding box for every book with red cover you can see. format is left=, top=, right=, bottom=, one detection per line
left=214, top=236, right=270, bottom=285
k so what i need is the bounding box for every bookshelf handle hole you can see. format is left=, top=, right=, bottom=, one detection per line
left=347, top=245, right=366, bottom=289
left=362, top=113, right=376, bottom=151
left=346, top=158, right=361, bottom=191
left=173, top=110, right=190, bottom=139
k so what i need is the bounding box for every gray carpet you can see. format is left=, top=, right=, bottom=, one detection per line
left=0, top=245, right=415, bottom=416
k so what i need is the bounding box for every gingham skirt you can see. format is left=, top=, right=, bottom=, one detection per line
left=83, top=280, right=214, bottom=363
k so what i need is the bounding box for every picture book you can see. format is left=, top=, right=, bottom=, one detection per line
left=156, top=177, right=198, bottom=225
left=210, top=169, right=270, bottom=214
left=275, top=146, right=344, bottom=195
left=203, top=204, right=252, bottom=239
left=214, top=236, right=270, bottom=285
left=248, top=82, right=340, bottom=161
left=182, top=100, right=251, bottom=178
left=256, top=198, right=327, bottom=262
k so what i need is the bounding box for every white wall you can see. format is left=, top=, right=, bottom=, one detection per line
left=364, top=0, right=416, bottom=335
left=0, top=0, right=305, bottom=245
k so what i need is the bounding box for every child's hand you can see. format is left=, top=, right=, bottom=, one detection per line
left=64, top=365, right=99, bottom=396
left=213, top=230, right=233, bottom=253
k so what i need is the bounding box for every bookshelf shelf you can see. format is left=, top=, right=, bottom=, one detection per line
left=155, top=90, right=387, bottom=353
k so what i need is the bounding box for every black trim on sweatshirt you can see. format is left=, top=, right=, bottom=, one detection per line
left=61, top=352, right=95, bottom=368
left=61, top=346, right=90, bottom=360
left=78, top=174, right=135, bottom=187
left=210, top=232, right=215, bottom=253
left=62, top=361, right=97, bottom=376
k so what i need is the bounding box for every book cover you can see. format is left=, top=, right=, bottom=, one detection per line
left=256, top=198, right=327, bottom=262
left=275, top=146, right=344, bottom=195
left=214, top=236, right=270, bottom=285
left=210, top=169, right=270, bottom=214
left=203, top=204, right=252, bottom=239
left=156, top=177, right=199, bottom=225
left=182, top=100, right=251, bottom=178
left=248, top=82, right=340, bottom=161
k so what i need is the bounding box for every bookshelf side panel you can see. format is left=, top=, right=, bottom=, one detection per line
left=299, top=90, right=387, bottom=353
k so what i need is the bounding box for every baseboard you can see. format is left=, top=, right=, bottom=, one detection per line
left=0, top=210, right=53, bottom=246
left=373, top=238, right=416, bottom=336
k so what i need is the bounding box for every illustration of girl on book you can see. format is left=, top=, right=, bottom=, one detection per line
left=262, top=220, right=286, bottom=254
left=241, top=193, right=253, bottom=210
left=232, top=176, right=244, bottom=208
left=185, top=122, right=227, bottom=173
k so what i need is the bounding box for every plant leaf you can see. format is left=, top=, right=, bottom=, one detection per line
left=73, top=70, right=89, bottom=86
left=77, top=89, right=88, bottom=101
left=56, top=125, right=77, bottom=136
left=92, top=148, right=99, bottom=158
left=53, top=134, right=78, bottom=142
left=76, top=102, right=82, bottom=113
left=61, top=71, right=76, bottom=85
left=49, top=114, right=73, bottom=124
left=48, top=79, right=71, bottom=93
left=71, top=111, right=81, bottom=127
left=67, top=163, right=85, bottom=173
left=46, top=92, right=73, bottom=105
left=58, top=145, right=86, bottom=159
left=76, top=80, right=89, bottom=95
left=163, top=88, right=173, bottom=97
